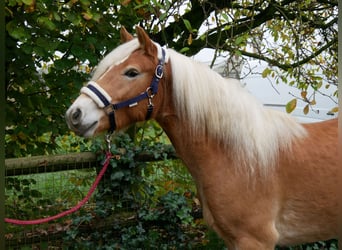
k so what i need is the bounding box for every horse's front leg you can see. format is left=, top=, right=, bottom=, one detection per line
left=216, top=222, right=278, bottom=250
left=205, top=205, right=279, bottom=250
left=227, top=236, right=277, bottom=250
left=204, top=193, right=279, bottom=250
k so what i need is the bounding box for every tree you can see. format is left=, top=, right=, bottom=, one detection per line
left=5, top=0, right=338, bottom=157
left=5, top=0, right=132, bottom=157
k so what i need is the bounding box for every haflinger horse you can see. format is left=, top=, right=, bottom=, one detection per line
left=66, top=27, right=338, bottom=249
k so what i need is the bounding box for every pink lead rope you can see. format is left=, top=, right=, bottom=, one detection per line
left=4, top=150, right=112, bottom=225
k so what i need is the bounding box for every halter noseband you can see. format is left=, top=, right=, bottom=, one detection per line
left=81, top=47, right=166, bottom=133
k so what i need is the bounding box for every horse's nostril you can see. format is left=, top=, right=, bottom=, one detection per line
left=71, top=108, right=82, bottom=124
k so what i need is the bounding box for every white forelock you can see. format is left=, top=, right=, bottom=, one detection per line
left=91, top=39, right=140, bottom=81
left=91, top=39, right=169, bottom=81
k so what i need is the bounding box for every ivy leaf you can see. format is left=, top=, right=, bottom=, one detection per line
left=111, top=171, right=125, bottom=181
left=286, top=98, right=297, bottom=113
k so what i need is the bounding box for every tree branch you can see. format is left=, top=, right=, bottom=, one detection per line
left=229, top=36, right=337, bottom=70
left=155, top=0, right=336, bottom=60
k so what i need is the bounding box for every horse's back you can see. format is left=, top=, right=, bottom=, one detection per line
left=276, top=118, right=338, bottom=245
left=301, top=118, right=338, bottom=167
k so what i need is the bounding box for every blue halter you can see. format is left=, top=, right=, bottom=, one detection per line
left=83, top=48, right=166, bottom=133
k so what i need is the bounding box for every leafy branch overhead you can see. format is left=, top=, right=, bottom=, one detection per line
left=150, top=0, right=337, bottom=113
left=5, top=0, right=338, bottom=157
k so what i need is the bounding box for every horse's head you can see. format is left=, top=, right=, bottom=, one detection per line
left=65, top=27, right=168, bottom=137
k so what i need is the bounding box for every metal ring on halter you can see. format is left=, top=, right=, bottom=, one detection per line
left=146, top=87, right=155, bottom=99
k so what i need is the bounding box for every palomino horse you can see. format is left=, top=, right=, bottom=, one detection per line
left=66, top=27, right=338, bottom=249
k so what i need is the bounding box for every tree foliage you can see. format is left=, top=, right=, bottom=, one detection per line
left=5, top=0, right=338, bottom=157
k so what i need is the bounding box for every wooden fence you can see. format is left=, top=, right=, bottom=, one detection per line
left=5, top=152, right=97, bottom=177
left=4, top=148, right=178, bottom=249
left=5, top=146, right=176, bottom=176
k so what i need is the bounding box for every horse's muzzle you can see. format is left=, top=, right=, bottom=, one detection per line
left=65, top=105, right=99, bottom=137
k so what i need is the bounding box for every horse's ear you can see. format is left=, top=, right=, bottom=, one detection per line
left=120, top=27, right=134, bottom=43
left=136, top=26, right=157, bottom=57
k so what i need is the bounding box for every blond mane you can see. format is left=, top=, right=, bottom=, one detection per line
left=89, top=38, right=307, bottom=175
left=168, top=49, right=307, bottom=174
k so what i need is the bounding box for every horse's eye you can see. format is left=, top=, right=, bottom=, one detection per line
left=124, top=69, right=139, bottom=78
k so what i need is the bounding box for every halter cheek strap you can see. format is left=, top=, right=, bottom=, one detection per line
left=81, top=47, right=167, bottom=133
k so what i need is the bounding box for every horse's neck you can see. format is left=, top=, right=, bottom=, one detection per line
left=157, top=114, right=235, bottom=177
left=156, top=60, right=306, bottom=177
